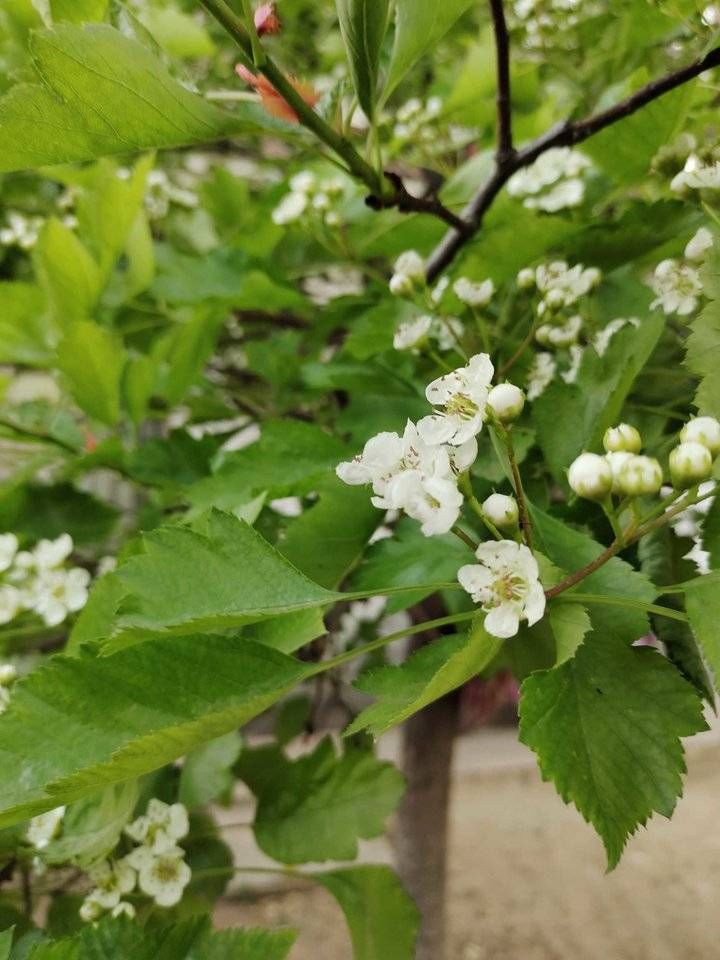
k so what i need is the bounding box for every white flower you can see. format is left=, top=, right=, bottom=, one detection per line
left=336, top=431, right=406, bottom=499
left=453, top=277, right=495, bottom=307
left=458, top=540, right=546, bottom=638
left=269, top=497, right=303, bottom=518
left=592, top=317, right=639, bottom=357
left=685, top=226, right=714, bottom=262
left=568, top=452, right=613, bottom=500
left=432, top=316, right=465, bottom=352
left=79, top=895, right=104, bottom=923
left=618, top=455, right=663, bottom=496
left=603, top=423, right=642, bottom=454
left=32, top=567, right=91, bottom=626
left=386, top=472, right=463, bottom=535
left=289, top=171, right=316, bottom=193
left=482, top=493, right=519, bottom=529
left=272, top=191, right=307, bottom=225
left=111, top=901, right=136, bottom=919
left=525, top=177, right=584, bottom=211
left=517, top=267, right=536, bottom=289
left=534, top=261, right=600, bottom=312
left=32, top=533, right=74, bottom=571
left=681, top=416, right=720, bottom=457
left=670, top=154, right=720, bottom=191
left=670, top=441, right=714, bottom=488
left=390, top=250, right=425, bottom=296
left=526, top=352, right=557, bottom=400
left=0, top=534, right=18, bottom=573
left=487, top=383, right=525, bottom=422
left=507, top=148, right=590, bottom=201
left=126, top=845, right=192, bottom=908
left=536, top=313, right=583, bottom=348
left=125, top=799, right=189, bottom=855
left=27, top=806, right=66, bottom=850
left=394, top=315, right=432, bottom=351
left=418, top=354, right=495, bottom=446
left=302, top=266, right=364, bottom=305
left=0, top=586, right=21, bottom=626
left=86, top=859, right=136, bottom=910
left=560, top=343, right=584, bottom=384
left=431, top=276, right=450, bottom=305
left=649, top=259, right=702, bottom=316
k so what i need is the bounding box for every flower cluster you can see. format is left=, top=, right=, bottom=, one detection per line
left=302, top=265, right=365, bottom=305
left=518, top=260, right=601, bottom=323
left=80, top=799, right=191, bottom=922
left=648, top=257, right=703, bottom=317
left=393, top=314, right=465, bottom=353
left=0, top=211, right=45, bottom=250
left=272, top=170, right=345, bottom=227
left=0, top=533, right=91, bottom=628
left=337, top=355, right=525, bottom=541
left=511, top=0, right=604, bottom=49
left=507, top=147, right=592, bottom=212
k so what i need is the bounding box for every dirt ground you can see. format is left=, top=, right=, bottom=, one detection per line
left=215, top=728, right=720, bottom=959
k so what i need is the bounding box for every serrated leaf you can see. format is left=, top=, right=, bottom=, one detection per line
left=314, top=866, right=419, bottom=960
left=249, top=738, right=404, bottom=864
left=520, top=633, right=706, bottom=869
left=347, top=620, right=502, bottom=738
left=0, top=24, right=275, bottom=173
left=109, top=510, right=339, bottom=641
left=548, top=602, right=592, bottom=664
left=336, top=0, right=389, bottom=118
left=0, top=634, right=308, bottom=828
left=684, top=576, right=720, bottom=692
left=385, top=0, right=474, bottom=97
left=686, top=301, right=720, bottom=419
left=33, top=220, right=101, bottom=327
left=57, top=322, right=126, bottom=426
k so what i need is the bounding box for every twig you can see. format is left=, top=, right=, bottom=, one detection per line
left=365, top=172, right=471, bottom=234
left=489, top=0, right=513, bottom=161
left=504, top=430, right=533, bottom=550
left=426, top=44, right=720, bottom=281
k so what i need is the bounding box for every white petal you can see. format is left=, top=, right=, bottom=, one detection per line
left=417, top=414, right=456, bottom=446
left=525, top=583, right=546, bottom=626
left=484, top=604, right=521, bottom=639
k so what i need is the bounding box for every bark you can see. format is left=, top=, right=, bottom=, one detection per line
left=395, top=675, right=459, bottom=960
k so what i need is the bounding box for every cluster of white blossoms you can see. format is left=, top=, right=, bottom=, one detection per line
left=647, top=226, right=713, bottom=317
left=518, top=260, right=601, bottom=322
left=393, top=314, right=465, bottom=353
left=511, top=0, right=604, bottom=49
left=568, top=416, right=720, bottom=505
left=0, top=211, right=46, bottom=250
left=0, top=533, right=91, bottom=628
left=272, top=170, right=345, bottom=227
left=507, top=147, right=592, bottom=212
left=670, top=154, right=720, bottom=193
left=302, top=265, right=365, bottom=305
left=80, top=799, right=191, bottom=922
left=388, top=96, right=476, bottom=152
left=337, top=355, right=525, bottom=537
left=389, top=250, right=426, bottom=298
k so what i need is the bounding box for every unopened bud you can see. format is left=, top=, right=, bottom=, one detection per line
left=0, top=664, right=16, bottom=687
left=389, top=273, right=415, bottom=297
left=517, top=267, right=535, bottom=290
left=670, top=441, right=713, bottom=489
left=487, top=383, right=525, bottom=422
left=482, top=493, right=519, bottom=529
left=568, top=452, right=613, bottom=501
left=618, top=455, right=663, bottom=496
left=680, top=416, right=720, bottom=457
left=605, top=451, right=633, bottom=493
left=603, top=423, right=642, bottom=454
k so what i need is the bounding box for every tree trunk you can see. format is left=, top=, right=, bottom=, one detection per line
left=395, top=685, right=459, bottom=960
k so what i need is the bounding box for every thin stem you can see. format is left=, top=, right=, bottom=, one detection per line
left=488, top=0, right=513, bottom=161
left=497, top=318, right=537, bottom=379
left=459, top=473, right=503, bottom=540
left=426, top=43, right=720, bottom=281
left=452, top=525, right=479, bottom=551
left=559, top=593, right=689, bottom=623
left=309, top=610, right=477, bottom=675
left=496, top=425, right=533, bottom=550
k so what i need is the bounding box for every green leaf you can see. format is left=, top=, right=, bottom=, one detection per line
left=385, top=0, right=474, bottom=97
left=547, top=602, right=592, bottom=665
left=336, top=0, right=389, bottom=118
left=244, top=608, right=327, bottom=654
left=57, top=322, right=126, bottom=426
left=49, top=0, right=108, bottom=22
left=141, top=7, right=215, bottom=59
left=0, top=634, right=308, bottom=828
left=0, top=484, right=118, bottom=547
left=0, top=24, right=274, bottom=174
left=42, top=782, right=138, bottom=868
left=686, top=301, right=720, bottom=419
left=533, top=314, right=664, bottom=483
left=0, top=929, right=12, bottom=960
left=0, top=283, right=54, bottom=367
left=110, top=511, right=339, bottom=642
left=529, top=505, right=657, bottom=641
left=314, top=866, right=419, bottom=960
left=249, top=738, right=404, bottom=863
left=179, top=731, right=243, bottom=808
left=684, top=576, right=720, bottom=692
left=520, top=632, right=707, bottom=869
left=22, top=916, right=296, bottom=960
left=347, top=620, right=502, bottom=738
left=33, top=220, right=101, bottom=327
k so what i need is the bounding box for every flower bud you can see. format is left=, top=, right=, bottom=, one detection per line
left=669, top=441, right=713, bottom=489
left=544, top=288, right=566, bottom=310
left=487, top=383, right=525, bottom=422
left=680, top=416, right=720, bottom=457
left=517, top=267, right=535, bottom=290
left=618, top=455, right=663, bottom=496
left=394, top=250, right=425, bottom=283
left=0, top=664, right=16, bottom=687
left=603, top=423, right=642, bottom=454
left=389, top=273, right=415, bottom=297
left=568, top=452, right=613, bottom=500
left=605, top=451, right=633, bottom=493
left=482, top=493, right=519, bottom=529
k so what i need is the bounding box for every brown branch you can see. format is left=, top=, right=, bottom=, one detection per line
left=366, top=172, right=472, bottom=235
left=489, top=0, right=513, bottom=162
left=426, top=44, right=720, bottom=281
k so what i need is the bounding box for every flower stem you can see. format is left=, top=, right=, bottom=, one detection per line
left=500, top=426, right=533, bottom=550
left=558, top=593, right=690, bottom=623
left=459, top=473, right=503, bottom=540
left=452, top=525, right=479, bottom=551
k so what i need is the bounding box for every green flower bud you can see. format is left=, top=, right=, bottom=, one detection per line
left=669, top=441, right=713, bottom=489
left=618, top=455, right=663, bottom=496
left=482, top=493, right=519, bottom=529
left=603, top=423, right=642, bottom=454
left=680, top=416, right=720, bottom=457
left=487, top=383, right=525, bottom=422
left=568, top=452, right=613, bottom=501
